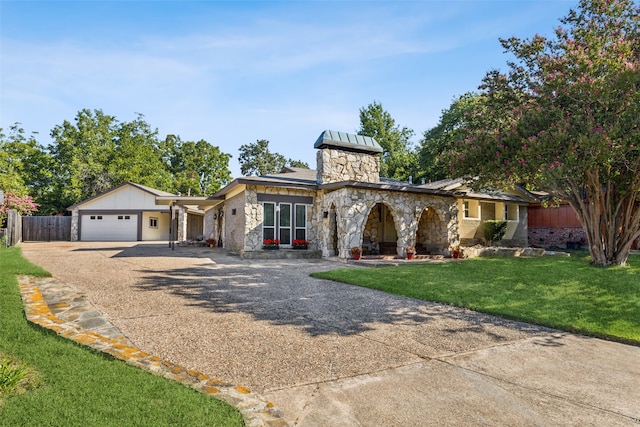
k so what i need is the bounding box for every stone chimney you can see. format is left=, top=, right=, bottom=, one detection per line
left=314, top=130, right=382, bottom=184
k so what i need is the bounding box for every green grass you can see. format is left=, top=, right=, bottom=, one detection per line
left=312, top=252, right=640, bottom=344
left=0, top=246, right=244, bottom=427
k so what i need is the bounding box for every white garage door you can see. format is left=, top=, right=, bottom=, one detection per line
left=81, top=214, right=138, bottom=241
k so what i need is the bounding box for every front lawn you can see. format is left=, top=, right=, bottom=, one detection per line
left=312, top=253, right=640, bottom=344
left=0, top=246, right=243, bottom=427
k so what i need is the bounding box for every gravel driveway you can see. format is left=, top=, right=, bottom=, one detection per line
left=21, top=242, right=640, bottom=426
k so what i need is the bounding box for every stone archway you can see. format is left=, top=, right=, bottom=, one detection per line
left=363, top=202, right=399, bottom=255
left=416, top=206, right=447, bottom=255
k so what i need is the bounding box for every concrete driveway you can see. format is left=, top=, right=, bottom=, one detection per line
left=22, top=242, right=640, bottom=426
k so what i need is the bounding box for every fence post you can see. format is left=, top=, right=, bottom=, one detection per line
left=6, top=209, right=22, bottom=246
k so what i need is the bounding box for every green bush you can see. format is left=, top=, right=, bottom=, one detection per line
left=482, top=220, right=508, bottom=244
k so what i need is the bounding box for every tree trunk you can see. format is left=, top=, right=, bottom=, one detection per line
left=565, top=174, right=640, bottom=267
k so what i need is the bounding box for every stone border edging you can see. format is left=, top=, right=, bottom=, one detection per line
left=18, top=276, right=288, bottom=427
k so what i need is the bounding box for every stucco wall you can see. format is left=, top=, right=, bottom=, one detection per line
left=141, top=211, right=171, bottom=240
left=224, top=192, right=246, bottom=252
left=459, top=200, right=528, bottom=247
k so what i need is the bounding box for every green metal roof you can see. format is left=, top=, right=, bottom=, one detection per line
left=313, top=130, right=383, bottom=154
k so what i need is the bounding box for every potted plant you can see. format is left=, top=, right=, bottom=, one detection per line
left=292, top=239, right=309, bottom=249
left=406, top=246, right=416, bottom=260
left=450, top=245, right=461, bottom=259
left=263, top=239, right=280, bottom=250
left=350, top=247, right=361, bottom=260
left=206, top=238, right=216, bottom=248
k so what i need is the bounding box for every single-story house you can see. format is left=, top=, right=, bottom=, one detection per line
left=204, top=130, right=534, bottom=258
left=67, top=182, right=210, bottom=242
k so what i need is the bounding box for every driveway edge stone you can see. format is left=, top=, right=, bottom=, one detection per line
left=18, top=275, right=288, bottom=427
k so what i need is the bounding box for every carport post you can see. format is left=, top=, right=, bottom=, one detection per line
left=169, top=201, right=176, bottom=250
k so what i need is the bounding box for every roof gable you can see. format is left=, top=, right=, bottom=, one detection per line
left=67, top=182, right=176, bottom=211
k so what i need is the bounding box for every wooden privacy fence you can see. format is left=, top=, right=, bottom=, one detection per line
left=22, top=216, right=72, bottom=242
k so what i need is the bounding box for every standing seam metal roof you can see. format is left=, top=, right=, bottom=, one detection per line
left=313, top=130, right=383, bottom=153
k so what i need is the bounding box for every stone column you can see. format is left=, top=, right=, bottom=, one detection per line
left=177, top=207, right=187, bottom=242
left=70, top=208, right=79, bottom=241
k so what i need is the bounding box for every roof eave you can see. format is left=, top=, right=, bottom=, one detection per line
left=318, top=181, right=453, bottom=197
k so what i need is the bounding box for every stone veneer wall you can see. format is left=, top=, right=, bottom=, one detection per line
left=203, top=208, right=216, bottom=240
left=417, top=208, right=447, bottom=254
left=177, top=207, right=186, bottom=242
left=243, top=185, right=318, bottom=252
left=529, top=226, right=586, bottom=248
left=70, top=208, right=79, bottom=241
left=319, top=188, right=458, bottom=258
left=316, top=148, right=380, bottom=184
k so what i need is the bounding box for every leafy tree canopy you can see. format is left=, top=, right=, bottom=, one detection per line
left=238, top=139, right=308, bottom=176
left=418, top=92, right=484, bottom=182
left=162, top=135, right=232, bottom=196
left=2, top=109, right=233, bottom=213
left=0, top=192, right=39, bottom=227
left=444, top=0, right=640, bottom=266
left=0, top=125, right=57, bottom=214
left=358, top=101, right=417, bottom=181
left=49, top=109, right=174, bottom=210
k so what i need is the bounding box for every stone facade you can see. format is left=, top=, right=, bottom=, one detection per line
left=316, top=148, right=380, bottom=184
left=529, top=226, right=586, bottom=248
left=211, top=132, right=535, bottom=259
left=176, top=208, right=187, bottom=242
left=242, top=185, right=317, bottom=253
left=318, top=187, right=458, bottom=258
left=417, top=207, right=448, bottom=254
left=70, top=208, right=79, bottom=241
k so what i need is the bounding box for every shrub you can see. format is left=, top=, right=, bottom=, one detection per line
left=483, top=220, right=508, bottom=245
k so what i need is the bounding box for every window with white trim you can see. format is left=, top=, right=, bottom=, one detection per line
left=263, top=202, right=276, bottom=240
left=149, top=217, right=158, bottom=228
left=504, top=204, right=519, bottom=221
left=463, top=200, right=479, bottom=219
left=295, top=205, right=307, bottom=241
left=279, top=203, right=291, bottom=245
left=262, top=202, right=308, bottom=246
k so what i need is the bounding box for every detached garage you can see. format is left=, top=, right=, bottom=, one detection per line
left=81, top=213, right=139, bottom=241
left=68, top=182, right=175, bottom=241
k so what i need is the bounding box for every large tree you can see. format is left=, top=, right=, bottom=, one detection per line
left=418, top=93, right=483, bottom=182
left=238, top=139, right=308, bottom=176
left=49, top=109, right=174, bottom=209
left=358, top=101, right=417, bottom=181
left=163, top=135, right=232, bottom=195
left=0, top=125, right=57, bottom=214
left=445, top=0, right=640, bottom=266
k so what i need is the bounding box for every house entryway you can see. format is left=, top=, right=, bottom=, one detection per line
left=363, top=203, right=398, bottom=255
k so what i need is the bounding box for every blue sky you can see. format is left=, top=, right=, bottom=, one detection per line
left=1, top=0, right=576, bottom=176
